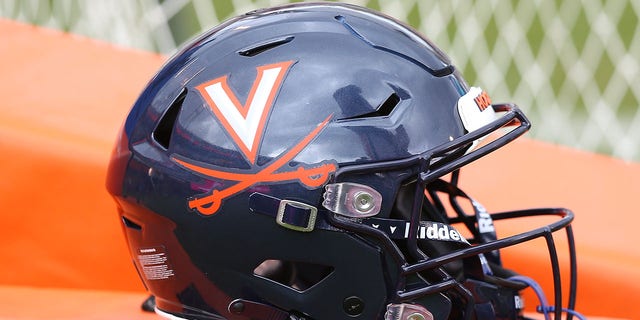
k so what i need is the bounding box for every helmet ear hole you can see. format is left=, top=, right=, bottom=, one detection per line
left=253, top=260, right=334, bottom=291
left=254, top=259, right=297, bottom=287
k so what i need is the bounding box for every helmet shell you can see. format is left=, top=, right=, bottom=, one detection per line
left=107, top=3, right=471, bottom=319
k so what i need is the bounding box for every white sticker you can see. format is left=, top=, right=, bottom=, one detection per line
left=137, top=246, right=175, bottom=281
left=457, top=87, right=497, bottom=133
left=457, top=87, right=498, bottom=151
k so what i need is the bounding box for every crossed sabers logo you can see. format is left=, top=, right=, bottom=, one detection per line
left=171, top=61, right=336, bottom=215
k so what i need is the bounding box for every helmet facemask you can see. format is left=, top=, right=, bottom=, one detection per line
left=324, top=102, right=577, bottom=319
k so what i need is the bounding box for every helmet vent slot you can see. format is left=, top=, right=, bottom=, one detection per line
left=238, top=36, right=294, bottom=57
left=342, top=92, right=401, bottom=120
left=122, top=216, right=142, bottom=231
left=254, top=259, right=334, bottom=292
left=373, top=92, right=401, bottom=117
left=153, top=88, right=186, bottom=149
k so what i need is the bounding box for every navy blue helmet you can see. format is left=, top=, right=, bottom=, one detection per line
left=107, top=3, right=578, bottom=320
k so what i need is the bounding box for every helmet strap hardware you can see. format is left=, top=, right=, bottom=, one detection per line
left=384, top=303, right=434, bottom=320
left=323, top=182, right=382, bottom=217
left=227, top=298, right=290, bottom=320
left=276, top=199, right=317, bottom=232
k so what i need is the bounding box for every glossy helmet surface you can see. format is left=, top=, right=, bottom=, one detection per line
left=106, top=3, right=577, bottom=320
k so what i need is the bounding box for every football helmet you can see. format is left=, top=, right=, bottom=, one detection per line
left=106, top=3, right=579, bottom=320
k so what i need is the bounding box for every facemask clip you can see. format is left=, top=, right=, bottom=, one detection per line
left=322, top=182, right=382, bottom=218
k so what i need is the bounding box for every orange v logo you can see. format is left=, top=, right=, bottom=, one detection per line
left=196, top=61, right=294, bottom=164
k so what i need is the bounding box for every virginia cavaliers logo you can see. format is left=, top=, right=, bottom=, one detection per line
left=171, top=61, right=336, bottom=215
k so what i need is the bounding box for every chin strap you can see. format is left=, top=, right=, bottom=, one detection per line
left=509, top=276, right=586, bottom=320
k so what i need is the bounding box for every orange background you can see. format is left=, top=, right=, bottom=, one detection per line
left=0, top=20, right=637, bottom=319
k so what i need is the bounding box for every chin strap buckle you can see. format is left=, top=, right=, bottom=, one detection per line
left=276, top=199, right=317, bottom=232
left=384, top=303, right=434, bottom=320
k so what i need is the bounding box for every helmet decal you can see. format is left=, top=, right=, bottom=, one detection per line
left=172, top=61, right=336, bottom=215
left=171, top=116, right=335, bottom=215
left=195, top=61, right=294, bottom=165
